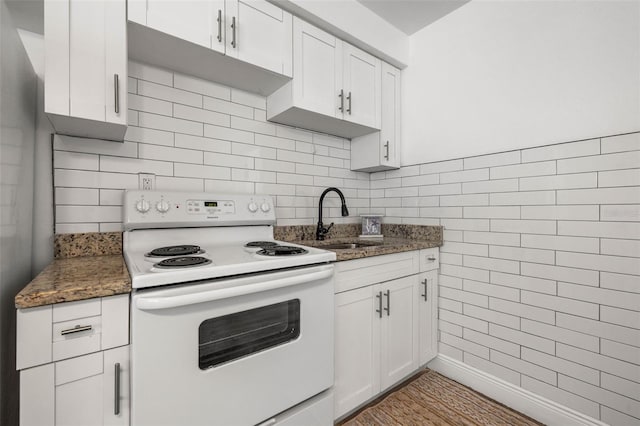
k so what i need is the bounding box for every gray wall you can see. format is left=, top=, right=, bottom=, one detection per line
left=0, top=1, right=37, bottom=424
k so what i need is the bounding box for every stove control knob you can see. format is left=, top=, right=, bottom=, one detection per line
left=260, top=202, right=271, bottom=213
left=135, top=199, right=150, bottom=213
left=247, top=202, right=258, bottom=213
left=156, top=200, right=170, bottom=213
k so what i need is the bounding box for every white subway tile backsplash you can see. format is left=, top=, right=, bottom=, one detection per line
left=464, top=231, right=520, bottom=247
left=439, top=309, right=489, bottom=333
left=138, top=80, right=201, bottom=107
left=440, top=168, right=489, bottom=184
left=521, top=139, right=600, bottom=163
left=204, top=152, right=254, bottom=169
left=600, top=204, right=640, bottom=222
left=519, top=173, right=598, bottom=191
left=464, top=353, right=521, bottom=386
left=125, top=126, right=174, bottom=147
left=558, top=282, right=640, bottom=311
left=100, top=156, right=173, bottom=176
left=521, top=319, right=599, bottom=352
left=156, top=176, right=204, bottom=191
left=55, top=188, right=98, bottom=205
left=559, top=220, right=640, bottom=239
left=55, top=169, right=138, bottom=189
left=464, top=151, right=521, bottom=170
left=601, top=306, right=640, bottom=329
left=441, top=218, right=490, bottom=232
left=204, top=124, right=254, bottom=144
left=489, top=298, right=555, bottom=326
left=522, top=376, right=600, bottom=420
left=557, top=313, right=640, bottom=348
left=129, top=61, right=173, bottom=86
left=419, top=183, right=462, bottom=196
left=600, top=339, right=640, bottom=365
left=441, top=332, right=490, bottom=359
left=521, top=263, right=599, bottom=287
left=489, top=323, right=555, bottom=354
left=521, top=291, right=598, bottom=319
left=55, top=135, right=138, bottom=157
left=231, top=89, right=266, bottom=109
left=557, top=187, right=640, bottom=205
left=463, top=329, right=520, bottom=357
left=440, top=194, right=489, bottom=206
left=464, top=206, right=520, bottom=219
left=174, top=104, right=230, bottom=127
left=54, top=151, right=99, bottom=171
left=173, top=73, right=230, bottom=100
left=559, top=375, right=640, bottom=419
left=490, top=245, right=555, bottom=265
left=598, top=168, right=640, bottom=188
left=419, top=159, right=463, bottom=175
left=139, top=144, right=203, bottom=164
left=139, top=111, right=203, bottom=136
left=441, top=286, right=489, bottom=307
left=557, top=251, right=640, bottom=275
left=203, top=96, right=253, bottom=119
left=128, top=93, right=173, bottom=116
left=601, top=133, right=640, bottom=154
left=230, top=116, right=277, bottom=136
left=521, top=347, right=599, bottom=385
left=520, top=205, right=599, bottom=221
left=491, top=350, right=557, bottom=385
left=490, top=161, right=556, bottom=180
left=463, top=304, right=521, bottom=329
left=600, top=374, right=640, bottom=404
left=174, top=163, right=230, bottom=180
left=490, top=191, right=556, bottom=206
left=462, top=178, right=519, bottom=194
left=521, top=234, right=599, bottom=254
left=600, top=272, right=640, bottom=294
left=490, top=271, right=556, bottom=295
left=558, top=151, right=640, bottom=174
left=463, top=279, right=520, bottom=302
left=601, top=407, right=640, bottom=426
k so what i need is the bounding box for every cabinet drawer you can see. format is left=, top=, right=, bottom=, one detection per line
left=17, top=294, right=129, bottom=370
left=335, top=251, right=419, bottom=294
left=419, top=248, right=439, bottom=272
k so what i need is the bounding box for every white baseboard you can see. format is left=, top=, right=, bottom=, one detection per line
left=427, top=354, right=607, bottom=426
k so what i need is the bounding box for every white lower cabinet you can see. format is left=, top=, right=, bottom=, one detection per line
left=334, top=249, right=439, bottom=420
left=20, top=345, right=130, bottom=426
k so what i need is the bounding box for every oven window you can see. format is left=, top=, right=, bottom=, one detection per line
left=198, top=299, right=301, bottom=370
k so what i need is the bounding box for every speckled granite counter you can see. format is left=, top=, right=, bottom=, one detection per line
left=276, top=223, right=443, bottom=261
left=15, top=232, right=130, bottom=309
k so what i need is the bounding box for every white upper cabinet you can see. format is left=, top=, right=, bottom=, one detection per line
left=45, top=0, right=127, bottom=141
left=227, top=0, right=293, bottom=76
left=341, top=43, right=381, bottom=129
left=267, top=17, right=382, bottom=139
left=128, top=0, right=292, bottom=96
left=146, top=1, right=222, bottom=52
left=351, top=62, right=401, bottom=172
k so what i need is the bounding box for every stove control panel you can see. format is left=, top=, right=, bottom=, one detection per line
left=124, top=190, right=275, bottom=230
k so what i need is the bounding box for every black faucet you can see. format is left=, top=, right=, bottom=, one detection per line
left=316, top=187, right=349, bottom=240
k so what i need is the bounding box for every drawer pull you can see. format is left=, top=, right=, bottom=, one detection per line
left=427, top=256, right=436, bottom=261
left=60, top=325, right=92, bottom=336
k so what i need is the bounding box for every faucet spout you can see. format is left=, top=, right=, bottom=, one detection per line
left=316, top=187, right=349, bottom=240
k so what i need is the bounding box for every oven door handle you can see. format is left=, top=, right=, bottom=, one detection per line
left=135, top=267, right=333, bottom=310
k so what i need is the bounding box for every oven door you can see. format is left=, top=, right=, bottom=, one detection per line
left=130, top=264, right=334, bottom=426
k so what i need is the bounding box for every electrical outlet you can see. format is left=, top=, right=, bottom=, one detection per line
left=138, top=173, right=155, bottom=190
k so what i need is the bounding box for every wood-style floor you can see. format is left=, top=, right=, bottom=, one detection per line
left=340, top=369, right=543, bottom=426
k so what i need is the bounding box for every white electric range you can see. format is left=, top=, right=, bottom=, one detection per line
left=123, top=190, right=335, bottom=426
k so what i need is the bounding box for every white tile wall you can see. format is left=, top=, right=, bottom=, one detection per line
left=51, top=63, right=639, bottom=423
left=370, top=132, right=640, bottom=423
left=53, top=62, right=370, bottom=232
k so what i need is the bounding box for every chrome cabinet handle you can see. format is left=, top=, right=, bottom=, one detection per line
left=421, top=279, right=428, bottom=301
left=346, top=91, right=352, bottom=114
left=384, top=141, right=389, bottom=160
left=60, top=325, right=92, bottom=335
left=427, top=256, right=436, bottom=261
left=338, top=89, right=344, bottom=112
left=231, top=16, right=236, bottom=48
left=216, top=9, right=222, bottom=42
left=375, top=291, right=382, bottom=318
left=114, top=74, right=119, bottom=114
left=114, top=363, right=121, bottom=415
left=384, top=289, right=390, bottom=316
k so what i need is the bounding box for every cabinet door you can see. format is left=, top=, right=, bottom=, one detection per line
left=68, top=0, right=107, bottom=121
left=419, top=271, right=439, bottom=366
left=292, top=17, right=342, bottom=118
left=147, top=0, right=219, bottom=51
left=378, top=277, right=419, bottom=391
left=334, top=286, right=380, bottom=419
left=342, top=42, right=381, bottom=128
left=227, top=0, right=292, bottom=76
left=103, top=346, right=130, bottom=426
left=104, top=0, right=127, bottom=126
left=380, top=63, right=400, bottom=169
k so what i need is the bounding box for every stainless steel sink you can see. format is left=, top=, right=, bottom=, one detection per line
left=318, top=242, right=381, bottom=250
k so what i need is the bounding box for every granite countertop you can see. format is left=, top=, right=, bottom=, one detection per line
left=15, top=255, right=131, bottom=309
left=276, top=223, right=443, bottom=261
left=15, top=232, right=130, bottom=309
left=294, top=236, right=442, bottom=261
